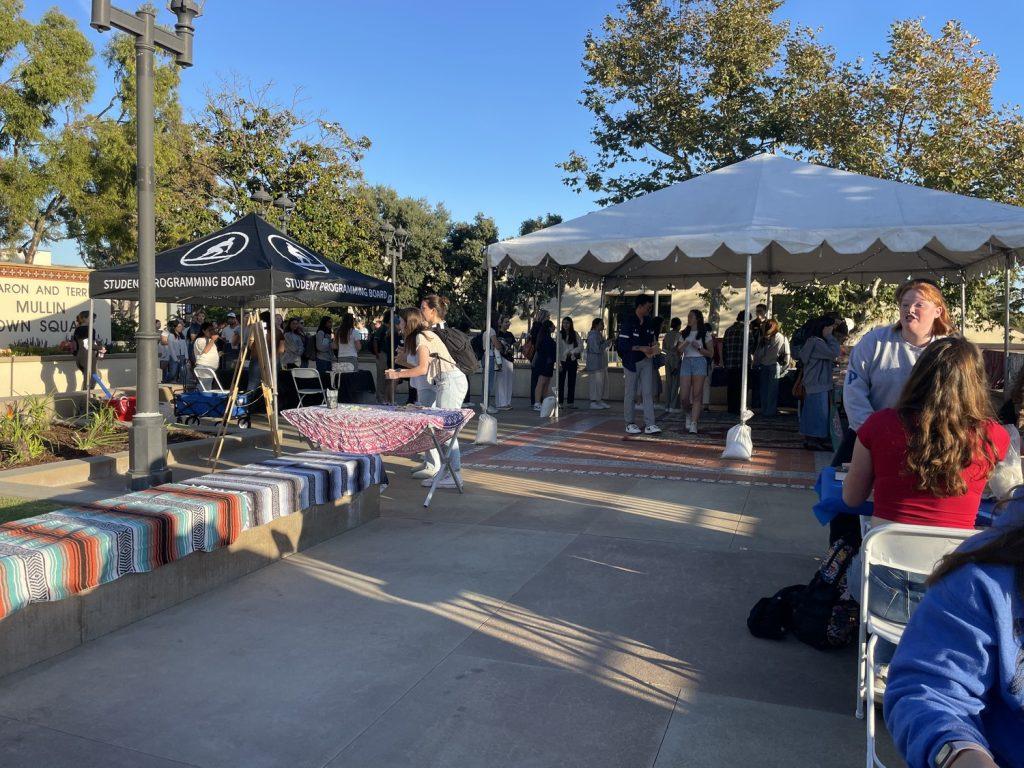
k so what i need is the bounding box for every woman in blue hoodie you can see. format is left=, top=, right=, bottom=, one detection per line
left=884, top=498, right=1024, bottom=768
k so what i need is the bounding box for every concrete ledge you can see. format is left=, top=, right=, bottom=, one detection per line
left=0, top=429, right=278, bottom=488
left=0, top=485, right=380, bottom=679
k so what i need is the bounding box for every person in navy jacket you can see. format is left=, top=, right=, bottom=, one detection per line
left=616, top=295, right=661, bottom=435
left=884, top=498, right=1024, bottom=768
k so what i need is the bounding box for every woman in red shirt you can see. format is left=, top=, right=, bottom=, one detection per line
left=843, top=336, right=1009, bottom=625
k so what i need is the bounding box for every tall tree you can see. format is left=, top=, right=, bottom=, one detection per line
left=374, top=184, right=450, bottom=309
left=440, top=213, right=499, bottom=328
left=559, top=0, right=828, bottom=205
left=64, top=35, right=216, bottom=268
left=0, top=1, right=93, bottom=263
left=195, top=82, right=377, bottom=275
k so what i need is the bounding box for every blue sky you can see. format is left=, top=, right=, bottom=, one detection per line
left=27, top=0, right=1024, bottom=266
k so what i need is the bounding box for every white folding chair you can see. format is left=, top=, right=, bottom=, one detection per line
left=194, top=365, right=226, bottom=393
left=856, top=522, right=974, bottom=768
left=291, top=367, right=327, bottom=407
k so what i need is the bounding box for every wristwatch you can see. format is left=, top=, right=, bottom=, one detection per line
left=935, top=741, right=991, bottom=768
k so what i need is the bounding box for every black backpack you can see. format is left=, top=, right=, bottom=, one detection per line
left=747, top=584, right=804, bottom=640
left=303, top=333, right=316, bottom=362
left=790, top=537, right=859, bottom=650
left=470, top=331, right=485, bottom=361
left=747, top=538, right=859, bottom=650
left=432, top=327, right=480, bottom=376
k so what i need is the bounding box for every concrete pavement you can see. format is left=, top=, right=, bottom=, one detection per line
left=0, top=405, right=900, bottom=767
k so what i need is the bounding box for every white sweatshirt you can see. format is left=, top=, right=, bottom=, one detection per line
left=842, top=324, right=938, bottom=431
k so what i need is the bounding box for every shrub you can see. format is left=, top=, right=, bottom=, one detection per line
left=0, top=396, right=53, bottom=465
left=72, top=405, right=126, bottom=452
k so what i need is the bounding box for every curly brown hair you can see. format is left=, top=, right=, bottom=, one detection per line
left=896, top=337, right=999, bottom=497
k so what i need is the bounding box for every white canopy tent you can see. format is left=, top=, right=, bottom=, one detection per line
left=481, top=153, right=1024, bottom=451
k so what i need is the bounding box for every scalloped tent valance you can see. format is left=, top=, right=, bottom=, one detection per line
left=486, top=153, right=1024, bottom=289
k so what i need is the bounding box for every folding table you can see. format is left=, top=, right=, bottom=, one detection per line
left=281, top=404, right=475, bottom=507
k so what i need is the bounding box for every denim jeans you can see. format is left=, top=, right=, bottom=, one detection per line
left=868, top=566, right=927, bottom=625
left=864, top=564, right=927, bottom=665
left=418, top=384, right=439, bottom=470
left=434, top=370, right=468, bottom=473
left=758, top=363, right=780, bottom=416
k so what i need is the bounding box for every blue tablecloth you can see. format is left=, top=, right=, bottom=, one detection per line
left=813, top=467, right=996, bottom=527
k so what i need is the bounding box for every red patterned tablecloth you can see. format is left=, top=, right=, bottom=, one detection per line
left=281, top=405, right=476, bottom=456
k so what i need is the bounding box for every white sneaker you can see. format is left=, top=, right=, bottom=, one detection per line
left=532, top=403, right=542, bottom=411
left=486, top=406, right=498, bottom=414
left=688, top=423, right=698, bottom=435
left=625, top=423, right=642, bottom=434
left=598, top=401, right=610, bottom=410
left=412, top=467, right=438, bottom=480
left=423, top=471, right=460, bottom=488
left=644, top=425, right=662, bottom=435
left=590, top=402, right=604, bottom=410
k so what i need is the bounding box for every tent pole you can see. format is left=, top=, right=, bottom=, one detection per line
left=554, top=276, right=563, bottom=418
left=1005, top=252, right=1012, bottom=396
left=959, top=274, right=967, bottom=336
left=269, top=294, right=279, bottom=440
left=85, top=299, right=94, bottom=415
left=766, top=279, right=773, bottom=316
left=598, top=280, right=608, bottom=400
left=740, top=254, right=753, bottom=424
left=390, top=242, right=397, bottom=370
left=483, top=259, right=493, bottom=411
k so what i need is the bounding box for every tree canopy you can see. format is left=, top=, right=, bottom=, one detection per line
left=562, top=0, right=1024, bottom=328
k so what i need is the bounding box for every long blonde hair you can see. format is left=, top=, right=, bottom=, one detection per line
left=896, top=337, right=998, bottom=496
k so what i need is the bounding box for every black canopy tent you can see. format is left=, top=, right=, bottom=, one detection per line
left=88, top=212, right=395, bottom=437
left=89, top=212, right=395, bottom=308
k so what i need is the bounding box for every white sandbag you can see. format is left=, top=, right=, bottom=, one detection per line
left=474, top=412, right=498, bottom=445
left=539, top=395, right=557, bottom=419
left=721, top=423, right=753, bottom=460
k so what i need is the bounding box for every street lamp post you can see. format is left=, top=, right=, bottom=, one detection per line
left=273, top=193, right=295, bottom=234
left=91, top=0, right=201, bottom=490
left=380, top=222, right=409, bottom=369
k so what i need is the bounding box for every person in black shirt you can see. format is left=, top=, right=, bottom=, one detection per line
left=533, top=320, right=557, bottom=408
left=72, top=310, right=99, bottom=390
left=616, top=295, right=661, bottom=435
left=528, top=309, right=550, bottom=409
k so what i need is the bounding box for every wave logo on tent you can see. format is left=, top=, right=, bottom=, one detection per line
left=267, top=234, right=330, bottom=274
left=180, top=231, right=249, bottom=267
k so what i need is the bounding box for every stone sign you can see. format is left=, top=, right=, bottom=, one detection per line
left=0, top=264, right=111, bottom=349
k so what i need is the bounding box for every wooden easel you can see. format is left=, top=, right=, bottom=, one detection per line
left=209, top=310, right=281, bottom=469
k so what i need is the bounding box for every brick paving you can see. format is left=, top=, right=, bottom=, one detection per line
left=463, top=411, right=828, bottom=489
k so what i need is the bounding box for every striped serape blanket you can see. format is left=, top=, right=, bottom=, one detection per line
left=0, top=449, right=384, bottom=621
left=0, top=514, right=122, bottom=618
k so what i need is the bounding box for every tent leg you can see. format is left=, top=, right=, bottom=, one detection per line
left=598, top=280, right=608, bottom=401
left=960, top=275, right=967, bottom=336
left=553, top=278, right=562, bottom=418
left=1005, top=253, right=1012, bottom=398
left=85, top=299, right=94, bottom=415
left=766, top=279, right=773, bottom=316
left=482, top=261, right=493, bottom=412
left=269, top=294, right=279, bottom=443
left=740, top=254, right=753, bottom=424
